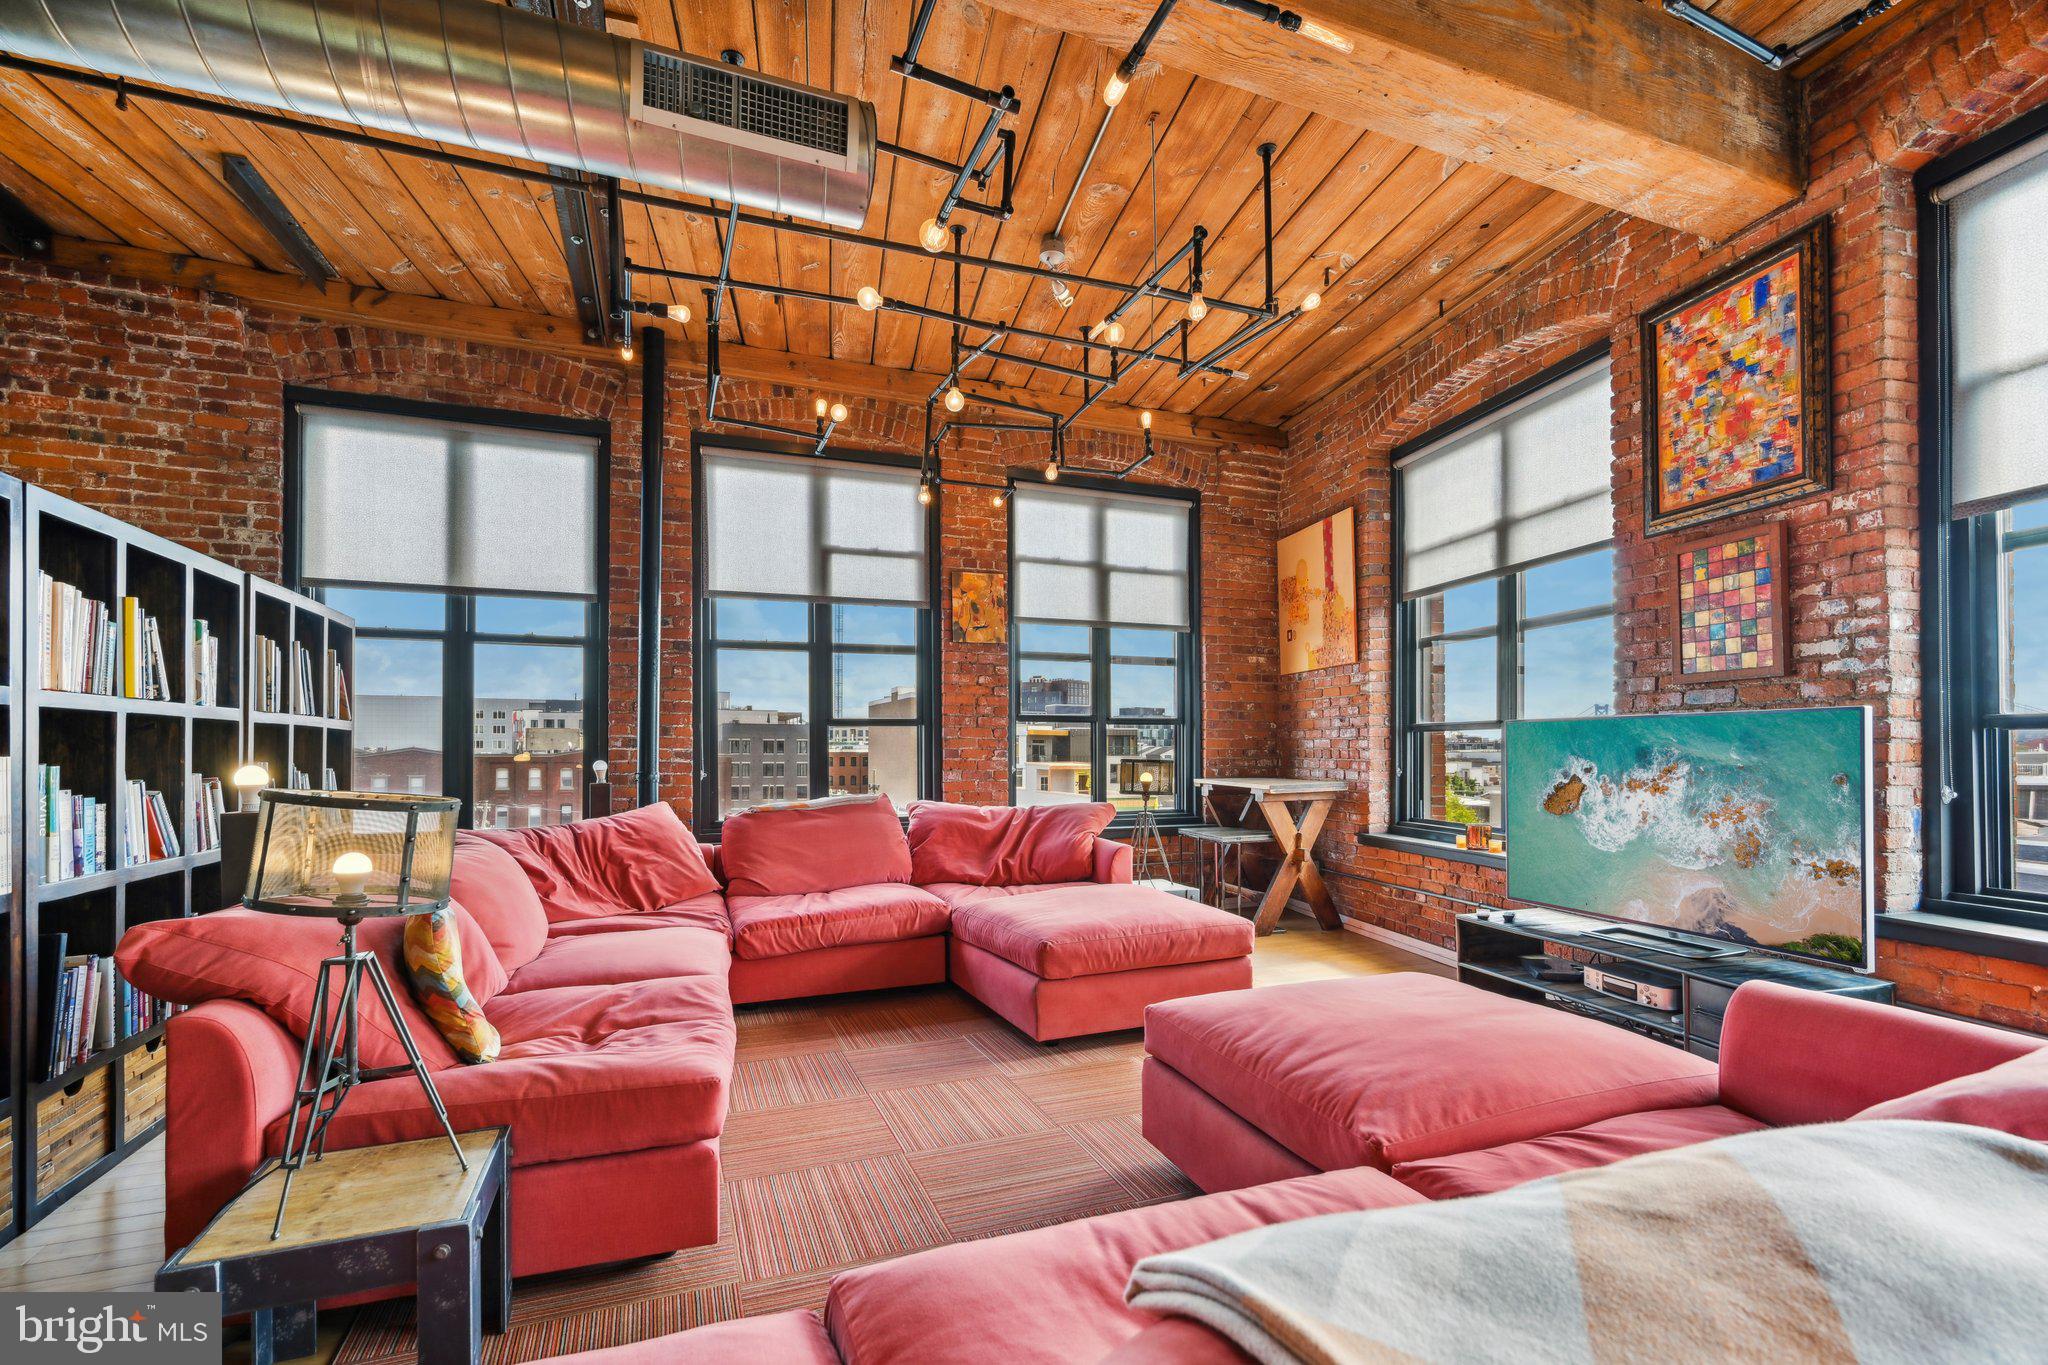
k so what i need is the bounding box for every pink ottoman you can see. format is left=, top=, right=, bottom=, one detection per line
left=948, top=884, right=1254, bottom=1041
left=1142, top=973, right=1719, bottom=1191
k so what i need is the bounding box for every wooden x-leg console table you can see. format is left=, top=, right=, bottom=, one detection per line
left=1196, top=776, right=1346, bottom=936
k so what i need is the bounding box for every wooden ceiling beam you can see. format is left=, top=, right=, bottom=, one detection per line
left=969, top=0, right=1801, bottom=241
left=44, top=237, right=1278, bottom=447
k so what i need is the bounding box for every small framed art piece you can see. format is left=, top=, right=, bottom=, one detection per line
left=1665, top=520, right=1789, bottom=681
left=950, top=568, right=1007, bottom=644
left=1640, top=218, right=1831, bottom=535
left=1278, top=507, right=1357, bottom=675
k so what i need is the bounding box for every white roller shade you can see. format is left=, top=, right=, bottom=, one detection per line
left=1396, top=360, right=1612, bottom=598
left=1947, top=140, right=2048, bottom=516
left=702, top=448, right=927, bottom=604
left=300, top=406, right=599, bottom=597
left=1013, top=485, right=1190, bottom=629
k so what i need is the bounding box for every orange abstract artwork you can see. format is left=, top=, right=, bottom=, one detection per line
left=1278, top=508, right=1356, bottom=675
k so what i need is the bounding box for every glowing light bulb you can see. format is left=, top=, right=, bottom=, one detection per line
left=829, top=402, right=850, bottom=424
left=331, top=850, right=373, bottom=900
left=1102, top=72, right=1128, bottom=107
left=944, top=386, right=966, bottom=413
left=918, top=218, right=949, bottom=252
left=619, top=340, right=635, bottom=361
left=917, top=481, right=934, bottom=506
left=666, top=302, right=692, bottom=325
left=1140, top=410, right=1153, bottom=430
left=1186, top=292, right=1207, bottom=323
left=991, top=490, right=1006, bottom=508
left=815, top=396, right=829, bottom=418
left=1044, top=460, right=1060, bottom=482
left=1107, top=320, right=1126, bottom=346
left=1296, top=17, right=1355, bottom=53
left=1300, top=292, right=1322, bottom=312
left=856, top=285, right=883, bottom=311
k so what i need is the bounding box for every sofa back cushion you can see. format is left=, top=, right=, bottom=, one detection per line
left=449, top=834, right=550, bottom=971
left=906, top=800, right=1114, bottom=886
left=114, top=907, right=483, bottom=1071
left=1852, top=1048, right=2048, bottom=1140
left=470, top=802, right=719, bottom=922
left=720, top=795, right=912, bottom=897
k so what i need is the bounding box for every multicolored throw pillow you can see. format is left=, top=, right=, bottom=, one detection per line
left=403, top=907, right=501, bottom=1064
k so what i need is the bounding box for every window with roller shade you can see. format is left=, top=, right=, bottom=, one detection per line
left=1391, top=350, right=1616, bottom=840
left=287, top=390, right=607, bottom=830
left=1921, top=122, right=2048, bottom=919
left=694, top=441, right=936, bottom=828
left=1009, top=479, right=1199, bottom=820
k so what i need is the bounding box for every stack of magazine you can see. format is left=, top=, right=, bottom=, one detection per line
left=189, top=773, right=225, bottom=854
left=37, top=942, right=172, bottom=1079
left=39, top=764, right=106, bottom=881
left=40, top=573, right=117, bottom=694
left=191, top=619, right=221, bottom=706
left=121, top=778, right=183, bottom=866
left=253, top=635, right=284, bottom=712
left=119, top=597, right=174, bottom=700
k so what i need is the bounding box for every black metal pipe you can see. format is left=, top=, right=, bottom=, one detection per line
left=878, top=140, right=1007, bottom=218
left=636, top=325, right=664, bottom=806
left=890, top=57, right=1020, bottom=112
left=1103, top=229, right=1203, bottom=327
left=902, top=0, right=941, bottom=66
left=626, top=263, right=1003, bottom=335
left=1178, top=304, right=1299, bottom=379
left=1208, top=0, right=1297, bottom=27
left=1119, top=0, right=1182, bottom=78
left=939, top=99, right=1013, bottom=224
left=1257, top=142, right=1277, bottom=310
left=1058, top=325, right=1181, bottom=433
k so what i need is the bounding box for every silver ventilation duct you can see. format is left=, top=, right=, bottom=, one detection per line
left=0, top=0, right=877, bottom=227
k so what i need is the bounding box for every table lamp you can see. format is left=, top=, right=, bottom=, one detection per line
left=243, top=789, right=466, bottom=1237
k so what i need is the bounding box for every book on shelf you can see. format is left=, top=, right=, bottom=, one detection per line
left=39, top=764, right=107, bottom=881
left=37, top=940, right=173, bottom=1080
left=189, top=773, right=225, bottom=854
left=323, top=766, right=338, bottom=789
left=327, top=648, right=351, bottom=720
left=119, top=598, right=174, bottom=700
left=39, top=572, right=118, bottom=695
left=121, top=778, right=183, bottom=866
left=191, top=620, right=221, bottom=706
left=290, top=640, right=318, bottom=716
left=254, top=636, right=284, bottom=713
left=0, top=755, right=11, bottom=894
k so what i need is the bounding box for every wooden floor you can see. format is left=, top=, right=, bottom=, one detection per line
left=0, top=916, right=1440, bottom=1355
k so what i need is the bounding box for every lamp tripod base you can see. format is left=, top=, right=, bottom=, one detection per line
left=272, top=922, right=469, bottom=1239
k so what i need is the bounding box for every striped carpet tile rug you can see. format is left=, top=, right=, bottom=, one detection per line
left=335, top=984, right=1195, bottom=1365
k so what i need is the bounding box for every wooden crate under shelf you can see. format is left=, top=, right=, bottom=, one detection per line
left=0, top=1114, right=13, bottom=1230
left=124, top=1035, right=169, bottom=1142
left=36, top=1063, right=114, bottom=1199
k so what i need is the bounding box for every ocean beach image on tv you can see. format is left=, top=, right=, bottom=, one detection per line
left=1503, top=707, right=1874, bottom=969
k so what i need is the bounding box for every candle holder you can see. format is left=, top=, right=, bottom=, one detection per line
left=242, top=789, right=466, bottom=1238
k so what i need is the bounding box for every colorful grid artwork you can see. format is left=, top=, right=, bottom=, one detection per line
left=1641, top=221, right=1830, bottom=535
left=1671, top=522, right=1787, bottom=680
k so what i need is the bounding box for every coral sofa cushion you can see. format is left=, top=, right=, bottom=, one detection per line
left=449, top=834, right=550, bottom=972
left=825, top=1165, right=1421, bottom=1365
left=1391, top=1103, right=1767, bottom=1200
left=115, top=907, right=466, bottom=1071
left=470, top=803, right=718, bottom=923
left=718, top=795, right=912, bottom=897
left=727, top=883, right=949, bottom=960
left=506, top=925, right=732, bottom=993
left=922, top=880, right=1096, bottom=912
left=905, top=800, right=1115, bottom=886
left=1143, top=973, right=1719, bottom=1172
left=950, top=885, right=1252, bottom=979
left=263, top=974, right=735, bottom=1166
left=1853, top=1047, right=2048, bottom=1140
left=539, top=894, right=731, bottom=939
left=549, top=1311, right=838, bottom=1365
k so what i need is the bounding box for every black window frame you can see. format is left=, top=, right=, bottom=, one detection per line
left=1388, top=346, right=1616, bottom=846
left=283, top=387, right=611, bottom=830
left=690, top=432, right=941, bottom=839
left=1918, top=109, right=2048, bottom=931
left=1005, top=470, right=1203, bottom=825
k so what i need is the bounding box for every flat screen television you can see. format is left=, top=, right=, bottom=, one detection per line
left=1502, top=706, right=1874, bottom=971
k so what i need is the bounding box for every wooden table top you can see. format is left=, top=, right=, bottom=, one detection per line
left=1196, top=776, right=1348, bottom=798
left=178, top=1130, right=503, bottom=1265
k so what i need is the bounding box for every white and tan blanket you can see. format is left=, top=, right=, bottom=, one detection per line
left=1125, top=1120, right=2048, bottom=1364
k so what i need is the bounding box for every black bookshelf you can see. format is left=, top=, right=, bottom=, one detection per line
left=2, top=489, right=351, bottom=1234
left=1456, top=906, right=1894, bottom=1060
left=245, top=574, right=354, bottom=798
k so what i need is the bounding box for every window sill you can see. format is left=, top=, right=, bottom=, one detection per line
left=1356, top=829, right=1506, bottom=870
left=1878, top=906, right=2048, bottom=967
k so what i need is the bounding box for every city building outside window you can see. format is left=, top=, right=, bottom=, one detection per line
left=1390, top=352, right=1615, bottom=842
left=290, top=391, right=605, bottom=831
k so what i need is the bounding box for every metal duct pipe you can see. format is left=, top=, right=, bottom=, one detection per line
left=0, top=0, right=877, bottom=227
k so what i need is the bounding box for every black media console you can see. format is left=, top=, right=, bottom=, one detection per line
left=1455, top=907, right=1894, bottom=1061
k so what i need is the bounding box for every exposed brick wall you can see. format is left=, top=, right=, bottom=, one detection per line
left=1279, top=0, right=2048, bottom=1030
left=0, top=252, right=1280, bottom=835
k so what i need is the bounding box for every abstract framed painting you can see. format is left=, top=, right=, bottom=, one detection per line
left=1640, top=218, right=1832, bottom=535
left=1278, top=507, right=1356, bottom=675
left=1663, top=520, right=1789, bottom=682
left=949, top=568, right=1007, bottom=644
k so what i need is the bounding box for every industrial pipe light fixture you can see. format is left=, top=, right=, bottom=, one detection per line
left=829, top=402, right=850, bottom=424
left=918, top=217, right=950, bottom=252
left=944, top=386, right=966, bottom=412
left=1101, top=70, right=1130, bottom=107
left=666, top=302, right=691, bottom=325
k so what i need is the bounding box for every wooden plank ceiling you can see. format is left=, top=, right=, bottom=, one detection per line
left=0, top=0, right=1888, bottom=429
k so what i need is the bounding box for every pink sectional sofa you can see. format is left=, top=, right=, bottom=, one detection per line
left=549, top=975, right=2048, bottom=1363
left=123, top=796, right=1251, bottom=1282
